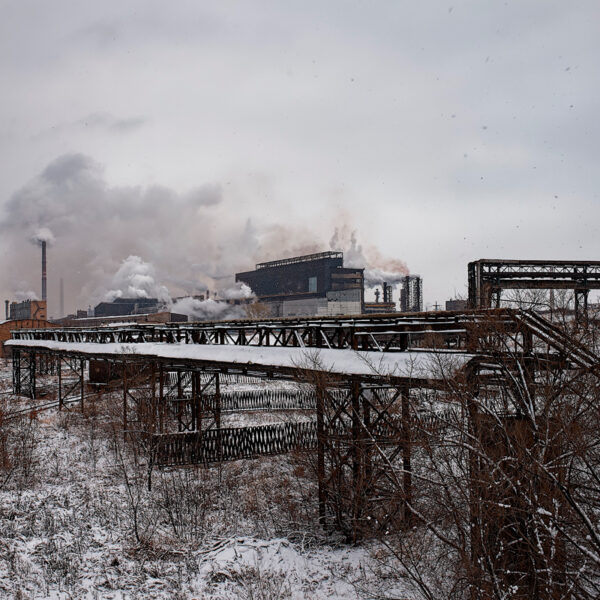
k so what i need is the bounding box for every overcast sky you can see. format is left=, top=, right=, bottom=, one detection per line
left=1, top=1, right=598, bottom=314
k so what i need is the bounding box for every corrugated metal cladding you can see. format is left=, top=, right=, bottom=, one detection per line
left=280, top=297, right=362, bottom=318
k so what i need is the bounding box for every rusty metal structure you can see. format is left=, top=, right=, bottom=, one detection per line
left=8, top=308, right=596, bottom=535
left=6, top=305, right=598, bottom=600
left=6, top=309, right=497, bottom=352
left=6, top=305, right=599, bottom=598
left=468, top=259, right=600, bottom=319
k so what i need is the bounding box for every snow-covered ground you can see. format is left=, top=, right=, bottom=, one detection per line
left=0, top=362, right=413, bottom=599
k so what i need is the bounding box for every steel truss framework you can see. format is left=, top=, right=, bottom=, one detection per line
left=316, top=381, right=412, bottom=539
left=468, top=259, right=600, bottom=319
left=9, top=308, right=600, bottom=553
left=57, top=355, right=86, bottom=410
left=13, top=349, right=35, bottom=397
left=11, top=344, right=426, bottom=537
left=11, top=309, right=518, bottom=353
left=120, top=364, right=222, bottom=438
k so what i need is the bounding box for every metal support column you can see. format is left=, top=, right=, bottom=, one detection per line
left=351, top=379, right=363, bottom=537
left=316, top=385, right=326, bottom=528
left=122, top=362, right=128, bottom=440
left=401, top=386, right=412, bottom=523
left=158, top=364, right=164, bottom=434
left=80, top=359, right=85, bottom=412
left=575, top=288, right=589, bottom=325
left=13, top=349, right=21, bottom=395
left=58, top=359, right=62, bottom=410
left=12, top=350, right=36, bottom=398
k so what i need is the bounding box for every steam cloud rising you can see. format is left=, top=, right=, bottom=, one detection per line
left=329, top=227, right=409, bottom=287
left=0, top=154, right=410, bottom=316
left=105, top=256, right=169, bottom=302
left=31, top=227, right=56, bottom=246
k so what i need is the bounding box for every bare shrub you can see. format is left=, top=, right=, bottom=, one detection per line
left=0, top=411, right=39, bottom=490
left=233, top=565, right=292, bottom=600
left=357, top=315, right=600, bottom=599
left=153, top=466, right=211, bottom=545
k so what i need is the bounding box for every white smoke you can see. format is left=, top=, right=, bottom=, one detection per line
left=171, top=296, right=247, bottom=322
left=104, top=256, right=170, bottom=302
left=220, top=282, right=254, bottom=300
left=31, top=227, right=55, bottom=246
left=329, top=227, right=409, bottom=288
left=1, top=154, right=412, bottom=312
left=363, top=268, right=408, bottom=288
left=15, top=290, right=39, bottom=301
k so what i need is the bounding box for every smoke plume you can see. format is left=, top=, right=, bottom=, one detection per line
left=171, top=297, right=248, bottom=322
left=219, top=282, right=253, bottom=300
left=104, top=255, right=169, bottom=302
left=31, top=227, right=55, bottom=246
left=0, top=153, right=411, bottom=315
left=15, top=290, right=39, bottom=301
left=329, top=226, right=409, bottom=288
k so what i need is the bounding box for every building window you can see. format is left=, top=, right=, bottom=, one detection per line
left=308, top=276, right=317, bottom=292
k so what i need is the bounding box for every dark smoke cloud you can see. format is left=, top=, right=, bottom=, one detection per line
left=0, top=154, right=410, bottom=315
left=0, top=153, right=229, bottom=312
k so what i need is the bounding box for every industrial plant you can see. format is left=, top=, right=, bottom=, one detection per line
left=3, top=236, right=429, bottom=335
left=235, top=250, right=423, bottom=317
left=235, top=251, right=365, bottom=317
left=4, top=236, right=600, bottom=600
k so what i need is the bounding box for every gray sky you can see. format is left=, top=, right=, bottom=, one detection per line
left=1, top=0, right=599, bottom=314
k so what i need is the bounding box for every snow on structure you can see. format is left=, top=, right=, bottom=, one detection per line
left=6, top=338, right=472, bottom=380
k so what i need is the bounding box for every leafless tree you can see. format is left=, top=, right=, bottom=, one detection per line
left=358, top=313, right=600, bottom=600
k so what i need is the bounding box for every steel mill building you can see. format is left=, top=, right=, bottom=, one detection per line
left=235, top=251, right=365, bottom=317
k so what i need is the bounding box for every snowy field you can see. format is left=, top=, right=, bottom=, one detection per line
left=0, top=360, right=414, bottom=599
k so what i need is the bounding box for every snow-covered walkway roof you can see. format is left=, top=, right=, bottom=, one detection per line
left=6, top=339, right=473, bottom=381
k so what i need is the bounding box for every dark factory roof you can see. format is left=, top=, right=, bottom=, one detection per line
left=255, top=251, right=343, bottom=270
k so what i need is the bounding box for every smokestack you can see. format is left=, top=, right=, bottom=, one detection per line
left=41, top=240, right=47, bottom=302
left=4, top=300, right=8, bottom=320
left=59, top=277, right=64, bottom=318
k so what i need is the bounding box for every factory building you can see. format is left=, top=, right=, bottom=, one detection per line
left=94, top=297, right=163, bottom=318
left=8, top=299, right=47, bottom=321
left=235, top=251, right=364, bottom=317
left=0, top=300, right=54, bottom=358
left=400, top=275, right=423, bottom=313
left=62, top=311, right=188, bottom=328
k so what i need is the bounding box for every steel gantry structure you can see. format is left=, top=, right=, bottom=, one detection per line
left=6, top=308, right=599, bottom=544
left=9, top=308, right=521, bottom=353
left=468, top=259, right=600, bottom=319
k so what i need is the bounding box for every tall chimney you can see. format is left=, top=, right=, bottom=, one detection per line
left=4, top=300, right=8, bottom=320
left=59, top=277, right=64, bottom=317
left=41, top=240, right=47, bottom=302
